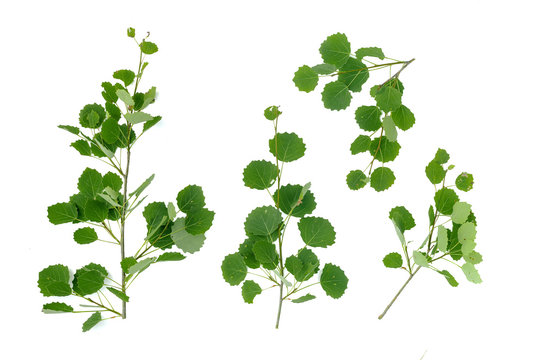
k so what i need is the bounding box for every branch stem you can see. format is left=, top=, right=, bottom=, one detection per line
left=378, top=266, right=421, bottom=320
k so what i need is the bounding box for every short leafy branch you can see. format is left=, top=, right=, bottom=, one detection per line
left=293, top=33, right=416, bottom=192
left=378, top=149, right=481, bottom=319
left=221, top=106, right=349, bottom=329
left=38, top=28, right=215, bottom=332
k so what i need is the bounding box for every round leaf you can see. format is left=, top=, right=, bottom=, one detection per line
left=176, top=185, right=206, bottom=213
left=243, top=160, right=278, bottom=190
left=434, top=188, right=459, bottom=215
left=383, top=252, right=403, bottom=268
left=293, top=65, right=319, bottom=93
left=355, top=106, right=382, bottom=131
left=221, top=253, right=247, bottom=286
left=319, top=33, right=351, bottom=67
left=369, top=136, right=400, bottom=163
left=388, top=206, right=416, bottom=233
left=38, top=264, right=71, bottom=297
left=391, top=105, right=415, bottom=131
left=244, top=206, right=283, bottom=236
left=375, top=85, right=402, bottom=112
left=370, top=167, right=396, bottom=192
left=298, top=217, right=336, bottom=248
left=241, top=280, right=262, bottom=304
left=268, top=132, right=306, bottom=162
left=350, top=135, right=371, bottom=155
left=456, top=172, right=474, bottom=192
left=338, top=57, right=369, bottom=92
left=273, top=184, right=316, bottom=218
left=346, top=170, right=368, bottom=190
left=74, top=227, right=98, bottom=245
left=321, top=81, right=352, bottom=110
left=320, top=263, right=348, bottom=299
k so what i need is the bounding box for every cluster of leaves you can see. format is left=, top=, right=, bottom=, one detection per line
left=379, top=149, right=480, bottom=318
left=39, top=28, right=214, bottom=332
left=293, top=33, right=416, bottom=192
left=221, top=106, right=348, bottom=327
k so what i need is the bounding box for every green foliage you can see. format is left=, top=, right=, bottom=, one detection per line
left=370, top=167, right=396, bottom=192
left=294, top=33, right=415, bottom=191
left=383, top=252, right=403, bottom=268
left=293, top=65, right=319, bottom=92
left=243, top=160, right=278, bottom=190
left=269, top=132, right=306, bottom=162
left=223, top=107, right=347, bottom=328
left=456, top=172, right=474, bottom=191
left=82, top=312, right=102, bottom=332
left=241, top=280, right=262, bottom=304
left=346, top=170, right=368, bottom=190
left=320, top=264, right=349, bottom=299
left=39, top=29, right=214, bottom=331
left=379, top=149, right=482, bottom=319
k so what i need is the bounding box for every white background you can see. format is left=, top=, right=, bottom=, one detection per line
left=1, top=0, right=543, bottom=359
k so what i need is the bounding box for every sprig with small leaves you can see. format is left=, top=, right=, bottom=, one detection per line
left=221, top=106, right=348, bottom=328
left=293, top=33, right=415, bottom=192
left=378, top=149, right=480, bottom=319
left=38, top=28, right=214, bottom=332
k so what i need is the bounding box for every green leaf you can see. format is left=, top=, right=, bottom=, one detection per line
left=121, top=257, right=137, bottom=274
left=79, top=104, right=106, bottom=128
left=243, top=160, right=278, bottom=190
left=273, top=184, right=316, bottom=218
left=320, top=263, right=348, bottom=299
left=383, top=252, right=403, bottom=268
left=273, top=269, right=292, bottom=287
left=438, top=270, right=459, bottom=287
left=264, top=105, right=282, bottom=120
left=143, top=116, right=161, bottom=132
left=127, top=27, right=135, bottom=38
left=244, top=206, right=283, bottom=236
left=70, top=140, right=92, bottom=156
left=238, top=238, right=260, bottom=269
left=124, top=111, right=154, bottom=124
left=346, top=170, right=368, bottom=190
left=116, top=89, right=134, bottom=107
left=391, top=105, right=415, bottom=131
left=101, top=117, right=120, bottom=144
left=458, top=222, right=476, bottom=244
left=84, top=199, right=109, bottom=222
left=355, top=106, right=382, bottom=131
left=425, top=161, right=446, bottom=184
left=389, top=206, right=415, bottom=233
left=391, top=220, right=406, bottom=247
left=382, top=115, right=398, bottom=142
left=157, top=252, right=186, bottom=262
left=241, top=280, right=262, bottom=304
left=319, top=33, right=351, bottom=67
left=221, top=253, right=247, bottom=286
left=166, top=202, right=176, bottom=221
left=130, top=175, right=154, bottom=199
left=370, top=167, right=396, bottom=192
left=297, top=248, right=320, bottom=281
left=47, top=202, right=78, bottom=225
left=312, top=64, right=336, bottom=74
left=82, top=312, right=102, bottom=332
left=350, top=135, right=371, bottom=155
left=461, top=263, right=482, bottom=284
left=413, top=251, right=429, bottom=267
left=38, top=264, right=72, bottom=297
left=428, top=205, right=435, bottom=226
left=128, top=257, right=156, bottom=274
left=141, top=86, right=157, bottom=109
left=73, top=265, right=106, bottom=295
left=58, top=125, right=80, bottom=135
left=78, top=168, right=103, bottom=198
left=140, top=41, right=158, bottom=54
left=437, top=225, right=448, bottom=252
left=185, top=208, right=215, bottom=235
left=171, top=218, right=206, bottom=254
left=355, top=47, right=385, bottom=60
left=252, top=241, right=278, bottom=269
left=369, top=136, right=400, bottom=163
left=291, top=294, right=316, bottom=303
left=452, top=202, right=472, bottom=224
left=375, top=85, right=402, bottom=112
left=298, top=217, right=336, bottom=248
left=269, top=132, right=306, bottom=162
left=293, top=65, right=319, bottom=92
left=43, top=302, right=74, bottom=313
left=107, top=287, right=129, bottom=302
left=338, top=57, right=369, bottom=92
left=434, top=188, right=459, bottom=215
left=456, top=172, right=474, bottom=192
left=102, top=83, right=119, bottom=103
left=433, top=148, right=450, bottom=164
left=102, top=172, right=122, bottom=192
left=321, top=81, right=352, bottom=110
left=113, top=69, right=135, bottom=87
left=176, top=185, right=206, bottom=213
left=74, top=227, right=98, bottom=245
left=464, top=250, right=483, bottom=265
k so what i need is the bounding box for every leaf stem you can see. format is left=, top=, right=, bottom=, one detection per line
left=378, top=266, right=421, bottom=320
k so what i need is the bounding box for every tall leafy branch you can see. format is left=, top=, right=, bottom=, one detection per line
left=38, top=28, right=214, bottom=331
left=221, top=106, right=348, bottom=328
left=293, top=33, right=416, bottom=192
left=378, top=149, right=480, bottom=319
